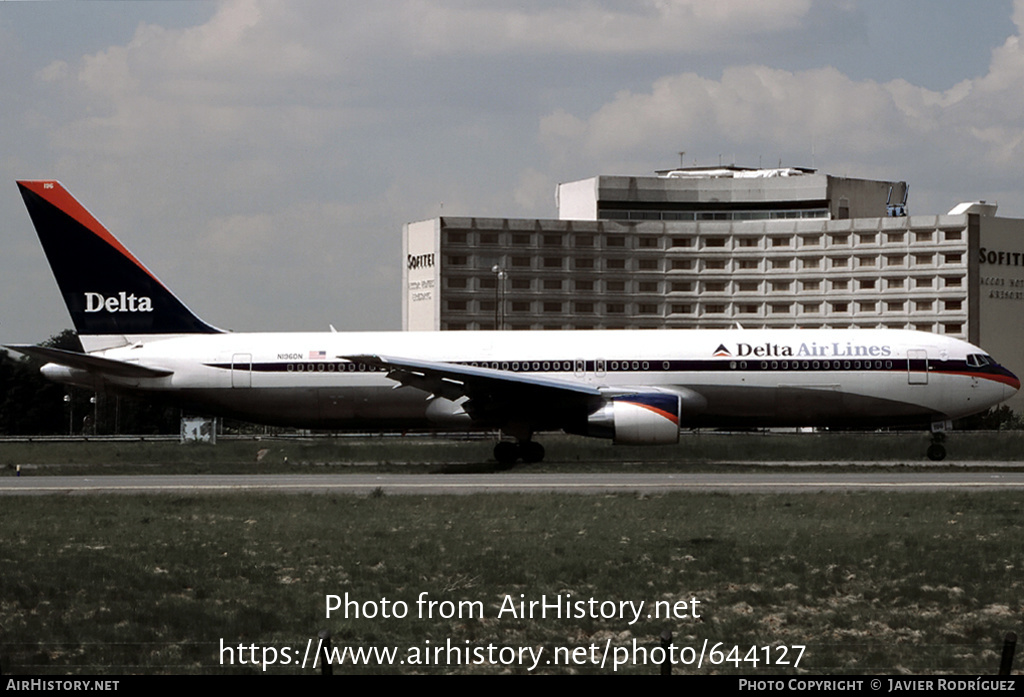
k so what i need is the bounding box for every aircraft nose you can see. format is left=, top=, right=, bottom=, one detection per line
left=1000, top=365, right=1021, bottom=400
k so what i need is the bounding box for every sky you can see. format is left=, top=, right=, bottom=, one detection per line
left=1, top=0, right=1022, bottom=341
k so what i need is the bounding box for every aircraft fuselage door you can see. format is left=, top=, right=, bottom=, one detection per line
left=232, top=353, right=252, bottom=388
left=907, top=349, right=928, bottom=385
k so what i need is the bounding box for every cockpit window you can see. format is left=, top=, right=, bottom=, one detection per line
left=966, top=354, right=992, bottom=368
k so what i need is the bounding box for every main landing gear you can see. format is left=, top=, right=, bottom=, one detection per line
left=493, top=440, right=545, bottom=467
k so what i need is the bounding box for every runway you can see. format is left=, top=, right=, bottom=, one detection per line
left=3, top=470, right=1024, bottom=495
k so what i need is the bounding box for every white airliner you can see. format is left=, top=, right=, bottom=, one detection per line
left=8, top=180, right=1020, bottom=463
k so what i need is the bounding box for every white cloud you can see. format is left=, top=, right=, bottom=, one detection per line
left=538, top=3, right=1024, bottom=214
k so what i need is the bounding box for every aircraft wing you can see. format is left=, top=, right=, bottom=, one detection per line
left=4, top=344, right=174, bottom=379
left=344, top=353, right=604, bottom=428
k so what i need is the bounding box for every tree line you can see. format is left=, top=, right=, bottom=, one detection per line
left=0, top=330, right=180, bottom=435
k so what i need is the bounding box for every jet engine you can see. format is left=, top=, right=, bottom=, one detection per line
left=586, top=392, right=682, bottom=444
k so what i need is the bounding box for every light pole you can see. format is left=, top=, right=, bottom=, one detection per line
left=491, top=264, right=506, bottom=330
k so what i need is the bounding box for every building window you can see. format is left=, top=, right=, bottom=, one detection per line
left=670, top=237, right=694, bottom=247
left=446, top=232, right=467, bottom=244
left=886, top=255, right=905, bottom=267
left=857, top=233, right=877, bottom=244
left=606, top=236, right=626, bottom=248
left=542, top=234, right=562, bottom=247
left=479, top=277, right=497, bottom=289
left=737, top=237, right=759, bottom=248
left=914, top=254, right=933, bottom=266
left=858, top=256, right=877, bottom=267
left=671, top=281, right=694, bottom=292
left=704, top=259, right=727, bottom=270
left=886, top=232, right=905, bottom=243
left=771, top=236, right=791, bottom=247
left=737, top=281, right=760, bottom=292
left=800, top=234, right=822, bottom=246
left=447, top=255, right=468, bottom=266
left=943, top=253, right=962, bottom=264
left=543, top=302, right=562, bottom=312
left=574, top=258, right=594, bottom=269
left=704, top=304, right=726, bottom=314
left=944, top=300, right=962, bottom=311
left=543, top=279, right=563, bottom=290
left=916, top=301, right=933, bottom=312
left=832, top=257, right=849, bottom=268
left=574, top=301, right=594, bottom=313
left=831, top=280, right=849, bottom=290
left=543, top=257, right=563, bottom=268
left=447, top=278, right=468, bottom=289
left=737, top=259, right=759, bottom=270
left=944, top=323, right=962, bottom=334
left=574, top=235, right=594, bottom=247
left=831, top=302, right=849, bottom=312
left=915, top=278, right=932, bottom=288
left=671, top=304, right=693, bottom=314
left=606, top=303, right=625, bottom=313
left=886, top=301, right=904, bottom=312
left=704, top=237, right=727, bottom=248
left=575, top=280, right=594, bottom=291
left=638, top=259, right=659, bottom=271
left=769, top=304, right=791, bottom=314
left=638, top=303, right=660, bottom=315
left=943, top=276, right=962, bottom=288
left=771, top=281, right=791, bottom=292
left=480, top=232, right=499, bottom=245
left=606, top=280, right=626, bottom=292
left=511, top=256, right=531, bottom=268
left=857, top=301, right=876, bottom=312
left=801, top=302, right=821, bottom=313
left=607, top=258, right=627, bottom=270
left=447, top=300, right=467, bottom=311
left=512, top=233, right=531, bottom=245
left=638, top=281, right=659, bottom=293
left=830, top=234, right=850, bottom=246
left=704, top=281, right=727, bottom=292
left=511, top=278, right=531, bottom=290
left=802, top=257, right=822, bottom=269
left=511, top=301, right=531, bottom=312
left=770, top=258, right=792, bottom=270
left=944, top=231, right=962, bottom=241
left=638, top=237, right=660, bottom=249
left=670, top=259, right=694, bottom=270
left=859, top=279, right=876, bottom=290
left=914, top=231, right=933, bottom=243
left=801, top=280, right=820, bottom=291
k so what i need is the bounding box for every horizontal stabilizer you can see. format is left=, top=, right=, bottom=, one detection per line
left=4, top=344, right=173, bottom=378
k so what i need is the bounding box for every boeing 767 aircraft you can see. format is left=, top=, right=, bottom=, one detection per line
left=8, top=180, right=1020, bottom=463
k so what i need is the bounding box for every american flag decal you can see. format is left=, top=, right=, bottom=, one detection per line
left=309, top=350, right=326, bottom=359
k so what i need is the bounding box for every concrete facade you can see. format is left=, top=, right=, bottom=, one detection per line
left=401, top=169, right=1024, bottom=410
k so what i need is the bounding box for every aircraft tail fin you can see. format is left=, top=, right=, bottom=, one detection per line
left=16, top=180, right=222, bottom=349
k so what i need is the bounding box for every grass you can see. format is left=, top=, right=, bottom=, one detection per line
left=2, top=430, right=1024, bottom=475
left=2, top=491, right=1023, bottom=674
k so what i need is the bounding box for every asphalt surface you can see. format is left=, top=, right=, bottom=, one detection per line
left=3, top=470, right=1024, bottom=495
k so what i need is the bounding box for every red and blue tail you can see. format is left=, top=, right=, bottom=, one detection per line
left=16, top=180, right=221, bottom=349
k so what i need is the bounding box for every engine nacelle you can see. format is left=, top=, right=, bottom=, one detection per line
left=424, top=396, right=473, bottom=425
left=586, top=393, right=681, bottom=444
